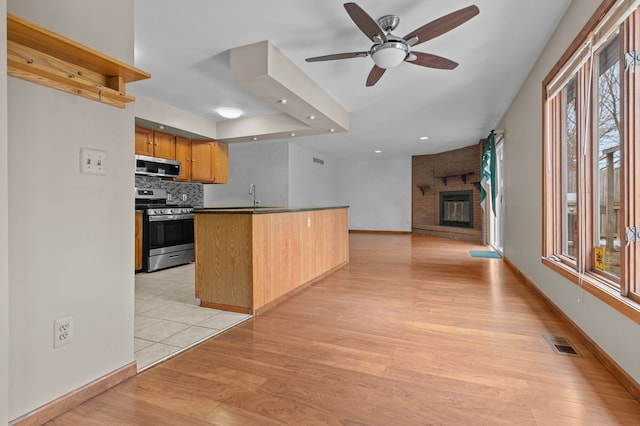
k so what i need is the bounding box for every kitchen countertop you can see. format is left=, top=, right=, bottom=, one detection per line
left=194, top=206, right=349, bottom=214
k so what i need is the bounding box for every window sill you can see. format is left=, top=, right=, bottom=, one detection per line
left=542, top=257, right=640, bottom=324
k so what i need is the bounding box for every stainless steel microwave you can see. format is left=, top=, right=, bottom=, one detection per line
left=135, top=155, right=181, bottom=178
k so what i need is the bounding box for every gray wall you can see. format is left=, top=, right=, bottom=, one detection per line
left=338, top=157, right=412, bottom=232
left=288, top=143, right=339, bottom=206
left=204, top=140, right=412, bottom=233
left=7, top=0, right=136, bottom=420
left=204, top=140, right=341, bottom=208
left=1, top=0, right=8, bottom=421
left=204, top=140, right=290, bottom=207
left=498, top=0, right=640, bottom=383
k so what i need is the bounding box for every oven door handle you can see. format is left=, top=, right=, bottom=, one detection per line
left=148, top=213, right=194, bottom=222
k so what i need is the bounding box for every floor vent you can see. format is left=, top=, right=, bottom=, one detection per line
left=543, top=334, right=581, bottom=357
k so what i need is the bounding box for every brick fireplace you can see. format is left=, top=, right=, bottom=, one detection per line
left=412, top=144, right=483, bottom=242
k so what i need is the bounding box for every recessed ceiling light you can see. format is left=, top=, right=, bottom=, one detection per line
left=308, top=115, right=315, bottom=120
left=329, top=128, right=335, bottom=132
left=278, top=99, right=287, bottom=104
left=375, top=150, right=382, bottom=154
left=158, top=125, right=165, bottom=130
left=252, top=137, right=258, bottom=141
left=290, top=133, right=296, bottom=137
left=215, top=107, right=243, bottom=119
left=420, top=136, right=429, bottom=140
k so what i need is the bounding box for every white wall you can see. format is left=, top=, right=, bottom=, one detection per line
left=204, top=140, right=289, bottom=207
left=7, top=0, right=136, bottom=420
left=1, top=0, right=9, bottom=422
left=499, top=0, right=640, bottom=383
left=134, top=95, right=217, bottom=139
left=338, top=157, right=412, bottom=232
left=288, top=143, right=339, bottom=206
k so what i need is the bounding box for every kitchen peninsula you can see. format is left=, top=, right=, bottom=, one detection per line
left=194, top=206, right=349, bottom=314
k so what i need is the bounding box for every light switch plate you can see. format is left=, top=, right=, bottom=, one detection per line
left=80, top=148, right=107, bottom=175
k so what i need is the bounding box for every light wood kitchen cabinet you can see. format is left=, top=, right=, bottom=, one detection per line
left=174, top=136, right=192, bottom=182
left=134, top=126, right=176, bottom=160
left=152, top=131, right=176, bottom=160
left=134, top=127, right=228, bottom=182
left=135, top=211, right=143, bottom=271
left=135, top=126, right=154, bottom=156
left=195, top=207, right=349, bottom=314
left=191, top=140, right=228, bottom=183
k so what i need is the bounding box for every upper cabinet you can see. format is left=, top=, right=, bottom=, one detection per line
left=135, top=126, right=154, bottom=156
left=7, top=13, right=150, bottom=108
left=134, top=126, right=176, bottom=160
left=152, top=131, right=176, bottom=160
left=191, top=140, right=228, bottom=184
left=174, top=136, right=192, bottom=182
left=135, top=126, right=228, bottom=183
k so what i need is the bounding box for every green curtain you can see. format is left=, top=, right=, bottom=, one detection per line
left=480, top=130, right=497, bottom=215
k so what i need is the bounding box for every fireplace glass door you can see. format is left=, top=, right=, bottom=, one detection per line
left=440, top=190, right=473, bottom=228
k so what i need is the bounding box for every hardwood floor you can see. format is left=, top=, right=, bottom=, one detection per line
left=48, top=234, right=640, bottom=425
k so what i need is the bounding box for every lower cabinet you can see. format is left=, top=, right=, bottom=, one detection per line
left=195, top=208, right=349, bottom=314
left=135, top=211, right=142, bottom=271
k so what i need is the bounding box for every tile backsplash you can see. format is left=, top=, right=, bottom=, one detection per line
left=135, top=175, right=204, bottom=207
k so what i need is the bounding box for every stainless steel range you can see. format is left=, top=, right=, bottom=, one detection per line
left=135, top=187, right=194, bottom=272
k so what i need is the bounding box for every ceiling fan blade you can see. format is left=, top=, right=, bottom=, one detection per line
left=406, top=52, right=458, bottom=70
left=306, top=51, right=369, bottom=62
left=366, top=65, right=386, bottom=87
left=344, top=2, right=385, bottom=42
left=404, top=5, right=479, bottom=47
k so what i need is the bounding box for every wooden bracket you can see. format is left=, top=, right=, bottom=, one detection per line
left=417, top=185, right=430, bottom=195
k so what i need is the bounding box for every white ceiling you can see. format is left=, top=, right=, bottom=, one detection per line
left=133, top=0, right=571, bottom=160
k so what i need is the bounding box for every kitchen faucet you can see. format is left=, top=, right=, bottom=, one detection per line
left=249, top=183, right=259, bottom=210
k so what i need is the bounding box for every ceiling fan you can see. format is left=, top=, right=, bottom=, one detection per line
left=306, top=3, right=480, bottom=87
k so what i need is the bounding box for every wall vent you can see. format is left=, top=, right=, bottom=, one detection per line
left=543, top=334, right=581, bottom=357
left=313, top=157, right=324, bottom=165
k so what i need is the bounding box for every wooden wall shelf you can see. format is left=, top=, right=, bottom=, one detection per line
left=6, top=13, right=150, bottom=108
left=437, top=172, right=475, bottom=185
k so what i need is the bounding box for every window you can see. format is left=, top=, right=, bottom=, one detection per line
left=563, top=77, right=578, bottom=260
left=543, top=0, right=640, bottom=320
left=595, top=35, right=621, bottom=280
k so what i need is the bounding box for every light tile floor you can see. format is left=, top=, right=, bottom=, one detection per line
left=135, top=263, right=251, bottom=371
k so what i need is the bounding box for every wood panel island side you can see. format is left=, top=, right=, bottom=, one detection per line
left=194, top=206, right=349, bottom=314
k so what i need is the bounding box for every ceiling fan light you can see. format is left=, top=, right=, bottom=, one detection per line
left=371, top=42, right=408, bottom=69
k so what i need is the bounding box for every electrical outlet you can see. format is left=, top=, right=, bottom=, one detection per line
left=307, top=217, right=311, bottom=228
left=54, top=316, right=73, bottom=348
left=80, top=148, right=107, bottom=175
